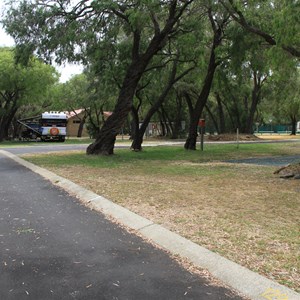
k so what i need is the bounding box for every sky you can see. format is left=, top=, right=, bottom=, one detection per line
left=0, top=24, right=83, bottom=83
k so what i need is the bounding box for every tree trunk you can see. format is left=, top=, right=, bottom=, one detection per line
left=0, top=125, right=6, bottom=142
left=130, top=58, right=193, bottom=151
left=87, top=60, right=147, bottom=155
left=86, top=2, right=193, bottom=155
left=221, top=96, right=236, bottom=132
left=170, top=92, right=183, bottom=139
left=184, top=11, right=224, bottom=150
left=171, top=109, right=182, bottom=139
left=205, top=103, right=219, bottom=134
left=184, top=91, right=194, bottom=129
left=291, top=115, right=297, bottom=135
left=233, top=96, right=242, bottom=132
left=130, top=105, right=143, bottom=150
left=184, top=52, right=219, bottom=149
left=244, top=72, right=262, bottom=134
left=160, top=115, right=166, bottom=137
left=77, top=115, right=87, bottom=138
left=0, top=104, right=18, bottom=142
left=130, top=106, right=139, bottom=140
left=215, top=92, right=226, bottom=133
left=161, top=107, right=173, bottom=136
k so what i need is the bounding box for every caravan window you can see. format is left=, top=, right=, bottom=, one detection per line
left=41, top=119, right=67, bottom=127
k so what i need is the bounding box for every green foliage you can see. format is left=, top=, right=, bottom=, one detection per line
left=222, top=0, right=300, bottom=59
left=2, top=1, right=299, bottom=145
left=0, top=46, right=58, bottom=140
left=264, top=68, right=300, bottom=124
left=272, top=0, right=300, bottom=48
left=0, top=47, right=58, bottom=105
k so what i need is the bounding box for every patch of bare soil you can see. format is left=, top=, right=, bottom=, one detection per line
left=207, top=134, right=259, bottom=141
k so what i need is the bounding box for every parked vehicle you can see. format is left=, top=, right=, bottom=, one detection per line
left=18, top=111, right=67, bottom=142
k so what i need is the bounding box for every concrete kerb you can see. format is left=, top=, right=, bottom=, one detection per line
left=1, top=149, right=299, bottom=300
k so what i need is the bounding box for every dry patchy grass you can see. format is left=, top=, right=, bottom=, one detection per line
left=23, top=147, right=300, bottom=292
left=43, top=162, right=300, bottom=291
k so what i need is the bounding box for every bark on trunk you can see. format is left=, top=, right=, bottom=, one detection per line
left=171, top=92, right=183, bottom=139
left=86, top=2, right=193, bottom=155
left=130, top=59, right=193, bottom=151
left=0, top=104, right=18, bottom=142
left=77, top=115, right=87, bottom=138
left=244, top=72, right=265, bottom=134
left=87, top=59, right=148, bottom=155
left=160, top=117, right=166, bottom=136
left=130, top=105, right=143, bottom=150
left=291, top=115, right=297, bottom=135
left=184, top=11, right=224, bottom=150
left=205, top=103, right=219, bottom=134
left=0, top=126, right=6, bottom=142
left=215, top=93, right=226, bottom=133
left=161, top=107, right=172, bottom=136
left=184, top=52, right=218, bottom=149
left=130, top=106, right=140, bottom=141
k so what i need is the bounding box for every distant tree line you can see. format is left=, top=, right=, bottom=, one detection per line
left=1, top=0, right=299, bottom=153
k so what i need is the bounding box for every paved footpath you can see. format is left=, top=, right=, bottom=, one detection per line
left=0, top=152, right=245, bottom=300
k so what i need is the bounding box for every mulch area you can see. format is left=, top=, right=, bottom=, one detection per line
left=207, top=134, right=259, bottom=141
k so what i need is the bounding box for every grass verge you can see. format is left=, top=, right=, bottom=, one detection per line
left=22, top=142, right=300, bottom=292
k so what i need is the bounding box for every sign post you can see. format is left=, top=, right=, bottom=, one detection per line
left=198, top=119, right=205, bottom=151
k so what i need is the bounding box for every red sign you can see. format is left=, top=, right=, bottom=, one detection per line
left=198, top=119, right=205, bottom=127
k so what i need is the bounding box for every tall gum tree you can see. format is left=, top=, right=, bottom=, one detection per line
left=184, top=8, right=229, bottom=150
left=130, top=51, right=196, bottom=151
left=3, top=0, right=195, bottom=155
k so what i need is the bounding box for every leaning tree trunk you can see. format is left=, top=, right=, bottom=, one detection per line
left=244, top=100, right=258, bottom=134
left=215, top=93, right=226, bottom=134
left=86, top=2, right=194, bottom=155
left=184, top=10, right=224, bottom=150
left=184, top=52, right=219, bottom=149
left=77, top=115, right=87, bottom=138
left=290, top=115, right=297, bottom=135
left=171, top=92, right=183, bottom=139
left=205, top=103, right=219, bottom=134
left=130, top=105, right=140, bottom=140
left=87, top=66, right=142, bottom=155
left=0, top=124, right=7, bottom=142
left=0, top=104, right=18, bottom=142
left=130, top=85, right=170, bottom=151
left=244, top=72, right=264, bottom=134
left=130, top=59, right=194, bottom=151
left=160, top=107, right=173, bottom=136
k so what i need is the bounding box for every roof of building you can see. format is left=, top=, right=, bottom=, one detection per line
left=65, top=109, right=85, bottom=119
left=65, top=109, right=113, bottom=119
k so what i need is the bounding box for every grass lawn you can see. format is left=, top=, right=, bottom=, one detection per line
left=22, top=142, right=300, bottom=292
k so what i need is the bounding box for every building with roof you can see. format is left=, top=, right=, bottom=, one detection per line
left=65, top=109, right=89, bottom=137
left=65, top=109, right=113, bottom=137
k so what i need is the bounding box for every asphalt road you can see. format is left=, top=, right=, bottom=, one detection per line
left=0, top=149, right=246, bottom=300
left=226, top=155, right=300, bottom=166
left=4, top=143, right=91, bottom=155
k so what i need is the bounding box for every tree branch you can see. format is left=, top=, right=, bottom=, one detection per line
left=220, top=0, right=300, bottom=58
